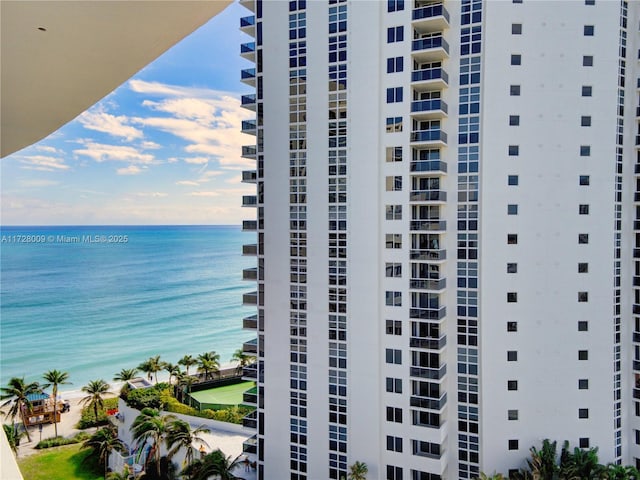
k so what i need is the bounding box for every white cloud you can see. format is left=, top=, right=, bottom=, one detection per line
left=116, top=165, right=143, bottom=175
left=18, top=155, right=69, bottom=171
left=136, top=192, right=168, bottom=198
left=225, top=175, right=242, bottom=184
left=79, top=108, right=143, bottom=141
left=189, top=191, right=220, bottom=197
left=176, top=180, right=200, bottom=186
left=183, top=156, right=210, bottom=165
left=35, top=145, right=58, bottom=153
left=140, top=141, right=161, bottom=150
left=74, top=142, right=154, bottom=164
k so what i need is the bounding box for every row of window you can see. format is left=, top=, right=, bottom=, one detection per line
left=511, top=23, right=594, bottom=36
left=510, top=54, right=595, bottom=66
left=507, top=145, right=592, bottom=156
left=506, top=291, right=590, bottom=302
left=510, top=85, right=592, bottom=96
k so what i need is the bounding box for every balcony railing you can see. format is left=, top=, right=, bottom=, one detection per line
left=412, top=36, right=449, bottom=57
left=243, top=435, right=258, bottom=454
left=241, top=42, right=256, bottom=54
left=242, top=220, right=257, bottom=232
left=410, top=306, right=447, bottom=320
left=241, top=94, right=256, bottom=110
left=243, top=292, right=258, bottom=306
left=410, top=190, right=447, bottom=202
left=243, top=364, right=258, bottom=380
left=409, top=278, right=446, bottom=291
left=240, top=15, right=255, bottom=28
left=412, top=68, right=449, bottom=85
left=242, top=145, right=257, bottom=158
left=410, top=335, right=447, bottom=350
left=411, top=99, right=448, bottom=115
left=634, top=388, right=640, bottom=400
left=242, top=120, right=257, bottom=135
left=243, top=338, right=258, bottom=354
left=410, top=160, right=448, bottom=173
left=241, top=68, right=256, bottom=86
left=634, top=331, right=640, bottom=343
left=242, top=244, right=257, bottom=256
left=411, top=130, right=448, bottom=144
left=242, top=170, right=257, bottom=183
left=410, top=249, right=446, bottom=261
left=409, top=364, right=447, bottom=380
left=242, top=409, right=258, bottom=429
left=413, top=4, right=450, bottom=22
left=242, top=195, right=257, bottom=207
left=410, top=220, right=446, bottom=231
left=242, top=267, right=258, bottom=281
left=243, top=386, right=258, bottom=405
left=410, top=393, right=447, bottom=411
left=243, top=314, right=258, bottom=329
left=635, top=360, right=640, bottom=371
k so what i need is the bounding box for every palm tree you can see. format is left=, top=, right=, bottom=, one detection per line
left=348, top=461, right=368, bottom=480
left=113, top=368, right=138, bottom=382
left=602, top=463, right=640, bottom=480
left=476, top=474, right=506, bottom=480
left=175, top=372, right=197, bottom=404
left=178, top=355, right=198, bottom=376
left=197, top=352, right=220, bottom=380
left=182, top=449, right=243, bottom=480
left=1, top=377, right=43, bottom=442
left=82, top=424, right=126, bottom=477
left=166, top=419, right=210, bottom=475
left=231, top=349, right=256, bottom=375
left=163, top=362, right=181, bottom=385
left=562, top=446, right=603, bottom=480
left=42, top=369, right=71, bottom=438
left=3, top=423, right=24, bottom=455
left=527, top=438, right=559, bottom=480
left=131, top=407, right=177, bottom=478
left=80, top=379, right=113, bottom=426
left=139, top=355, right=163, bottom=384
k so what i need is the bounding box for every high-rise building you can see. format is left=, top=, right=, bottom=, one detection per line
left=238, top=1, right=640, bottom=478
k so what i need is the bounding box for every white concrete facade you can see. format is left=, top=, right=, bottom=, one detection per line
left=239, top=1, right=640, bottom=479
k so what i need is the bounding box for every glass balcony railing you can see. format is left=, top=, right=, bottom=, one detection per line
left=410, top=306, right=447, bottom=320
left=241, top=68, right=256, bottom=80
left=410, top=393, right=447, bottom=411
left=412, top=68, right=449, bottom=84
left=243, top=337, right=258, bottom=354
left=241, top=42, right=256, bottom=54
left=242, top=120, right=257, bottom=131
left=243, top=314, right=258, bottom=329
left=240, top=15, right=255, bottom=28
left=410, top=160, right=448, bottom=173
left=409, top=364, right=447, bottom=380
left=241, top=94, right=256, bottom=106
left=413, top=4, right=450, bottom=22
left=242, top=244, right=257, bottom=255
left=410, top=249, right=446, bottom=261
left=411, top=99, right=448, bottom=115
left=242, top=195, right=257, bottom=207
left=243, top=435, right=258, bottom=454
left=410, top=220, right=446, bottom=231
left=409, top=278, right=446, bottom=290
left=411, top=130, right=448, bottom=143
left=242, top=267, right=258, bottom=281
left=242, top=293, right=258, bottom=306
left=410, top=190, right=447, bottom=202
left=409, top=335, right=447, bottom=350
left=242, top=145, right=257, bottom=158
left=412, top=36, right=449, bottom=54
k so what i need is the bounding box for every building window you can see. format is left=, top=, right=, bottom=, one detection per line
left=578, top=291, right=589, bottom=302
left=508, top=409, right=519, bottom=420
left=511, top=54, right=522, bottom=65
left=581, top=116, right=591, bottom=127
left=386, top=146, right=403, bottom=162
left=507, top=351, right=518, bottom=361
left=387, top=0, right=404, bottom=12
left=386, top=176, right=402, bottom=191
left=509, top=439, right=519, bottom=450
left=578, top=263, right=589, bottom=273
left=508, top=145, right=519, bottom=156
left=579, top=175, right=590, bottom=185
left=578, top=408, right=589, bottom=419
left=512, top=23, right=522, bottom=34
left=580, top=145, right=591, bottom=156
left=385, top=234, right=402, bottom=249
left=583, top=55, right=593, bottom=66
left=582, top=85, right=592, bottom=96
left=585, top=0, right=595, bottom=4
left=507, top=321, right=518, bottom=332
left=387, top=26, right=404, bottom=43
left=509, top=115, right=520, bottom=126
left=386, top=435, right=403, bottom=452
left=579, top=204, right=589, bottom=215
left=508, top=204, right=518, bottom=215
left=578, top=350, right=589, bottom=360
left=387, top=465, right=403, bottom=480
left=386, top=205, right=402, bottom=220
left=578, top=379, right=589, bottom=389
left=386, top=377, right=403, bottom=393
left=386, top=406, right=403, bottom=423
left=386, top=319, right=402, bottom=335
left=386, top=87, right=403, bottom=103
left=510, top=85, right=521, bottom=96
left=578, top=321, right=589, bottom=331
left=507, top=234, right=518, bottom=244
left=386, top=117, right=403, bottom=132
left=584, top=25, right=594, bottom=36
left=385, top=290, right=402, bottom=306
left=507, top=292, right=518, bottom=302
left=508, top=175, right=519, bottom=186
left=508, top=380, right=518, bottom=391
left=578, top=233, right=589, bottom=244
left=579, top=438, right=590, bottom=448
left=387, top=56, right=404, bottom=73
left=386, top=348, right=402, bottom=364
left=507, top=263, right=518, bottom=273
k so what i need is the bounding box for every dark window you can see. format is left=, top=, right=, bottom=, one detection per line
left=510, top=85, right=521, bottom=96
left=508, top=145, right=519, bottom=156
left=582, top=86, right=592, bottom=96
left=584, top=25, right=594, bottom=36
left=511, top=54, right=522, bottom=65
left=585, top=0, right=595, bottom=4
left=579, top=408, right=589, bottom=419
left=387, top=26, right=404, bottom=43
left=509, top=115, right=520, bottom=126
left=507, top=321, right=518, bottom=332
left=579, top=175, right=590, bottom=185
left=507, top=292, right=518, bottom=303
left=387, top=56, right=404, bottom=73
left=581, top=116, right=591, bottom=126
left=578, top=263, right=589, bottom=273
left=386, top=87, right=403, bottom=103
left=579, top=204, right=590, bottom=215
left=508, top=175, right=519, bottom=185
left=512, top=24, right=522, bottom=34
left=578, top=321, right=589, bottom=331
left=386, top=406, right=403, bottom=423
left=387, top=0, right=404, bottom=12
left=578, top=350, right=589, bottom=360
left=507, top=351, right=518, bottom=361
left=386, top=320, right=402, bottom=335
left=386, top=435, right=403, bottom=452
left=578, top=379, right=589, bottom=389
left=507, top=234, right=518, bottom=244
left=386, top=377, right=402, bottom=393
left=386, top=348, right=402, bottom=364
left=578, top=233, right=589, bottom=244
left=580, top=145, right=591, bottom=156
left=507, top=263, right=518, bottom=273
left=508, top=410, right=519, bottom=420
left=508, top=380, right=518, bottom=391
left=508, top=439, right=519, bottom=450
left=579, top=438, right=590, bottom=448
left=387, top=465, right=403, bottom=480
left=578, top=291, right=589, bottom=302
left=508, top=204, right=518, bottom=215
left=583, top=55, right=593, bottom=66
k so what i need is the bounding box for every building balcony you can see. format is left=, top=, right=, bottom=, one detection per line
left=242, top=409, right=258, bottom=429
left=242, top=119, right=257, bottom=136
left=412, top=68, right=449, bottom=91
left=242, top=267, right=258, bottom=281
left=635, top=163, right=640, bottom=174
left=412, top=4, right=450, bottom=33
left=410, top=160, right=448, bottom=174
left=634, top=388, right=640, bottom=400
left=410, top=129, right=447, bottom=146
left=409, top=364, right=447, bottom=381
left=243, top=292, right=258, bottom=306
left=410, top=220, right=446, bottom=232
left=242, top=170, right=257, bottom=184
left=240, top=41, right=256, bottom=61
left=410, top=335, right=447, bottom=351
left=239, top=15, right=255, bottom=37
left=410, top=393, right=447, bottom=411
left=241, top=94, right=256, bottom=111
left=634, top=331, right=640, bottom=343
left=410, top=190, right=447, bottom=202
left=243, top=337, right=258, bottom=354
left=412, top=36, right=449, bottom=63
left=242, top=145, right=257, bottom=159
left=410, top=249, right=446, bottom=261
left=241, top=68, right=256, bottom=87
left=242, top=244, right=257, bottom=256
left=243, top=435, right=258, bottom=455
left=409, top=278, right=446, bottom=291
left=410, top=306, right=447, bottom=320
left=242, top=220, right=257, bottom=232
left=243, top=386, right=258, bottom=406
left=242, top=364, right=258, bottom=381
left=242, top=195, right=257, bottom=207
left=243, top=314, right=258, bottom=329
left=239, top=0, right=255, bottom=13
left=635, top=359, right=640, bottom=371
left=411, top=99, right=448, bottom=120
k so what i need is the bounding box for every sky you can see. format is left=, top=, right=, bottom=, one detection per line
left=1, top=2, right=255, bottom=226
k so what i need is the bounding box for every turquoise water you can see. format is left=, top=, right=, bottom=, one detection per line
left=0, top=225, right=255, bottom=390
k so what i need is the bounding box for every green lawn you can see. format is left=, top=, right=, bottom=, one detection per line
left=189, top=381, right=254, bottom=406
left=18, top=443, right=103, bottom=480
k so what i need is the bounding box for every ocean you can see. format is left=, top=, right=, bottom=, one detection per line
left=0, top=225, right=255, bottom=390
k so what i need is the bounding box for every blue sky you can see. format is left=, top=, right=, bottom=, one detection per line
left=1, top=2, right=255, bottom=225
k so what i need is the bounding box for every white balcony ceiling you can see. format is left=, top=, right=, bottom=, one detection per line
left=0, top=0, right=231, bottom=158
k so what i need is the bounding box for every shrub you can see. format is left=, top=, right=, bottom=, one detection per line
left=76, top=397, right=119, bottom=429
left=125, top=383, right=171, bottom=411
left=35, top=431, right=91, bottom=449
